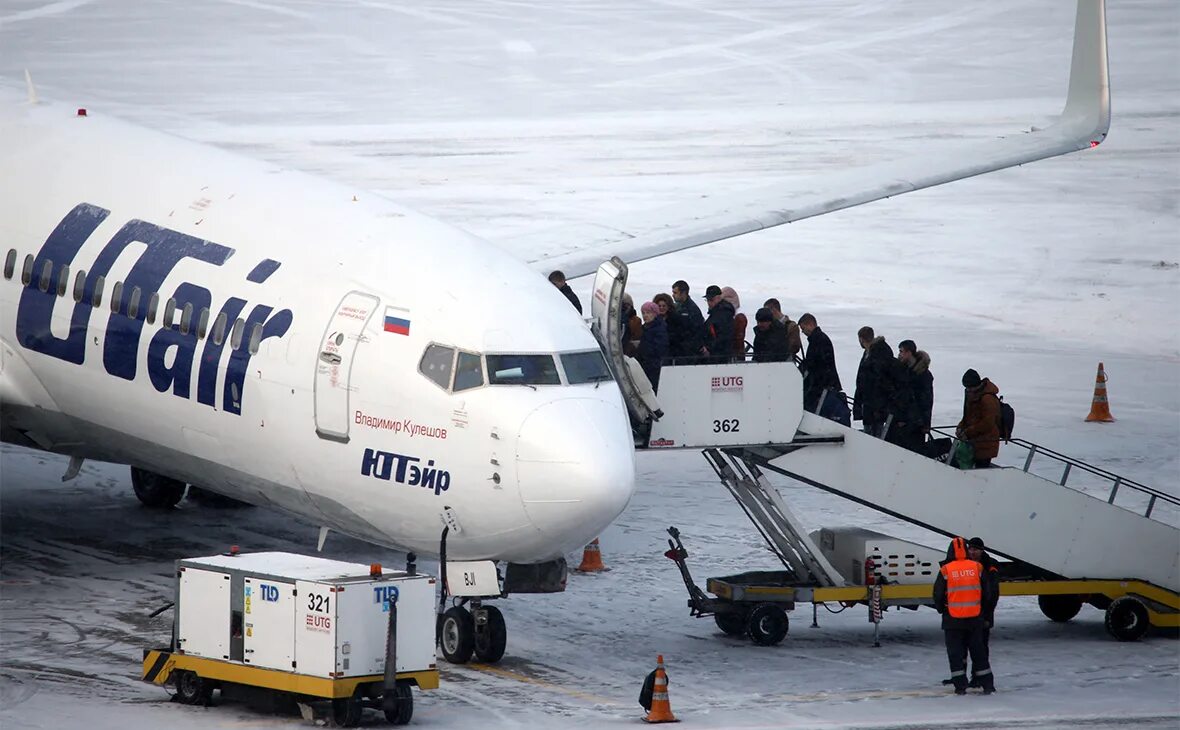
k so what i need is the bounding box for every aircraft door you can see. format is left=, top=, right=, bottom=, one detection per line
left=314, top=291, right=379, bottom=442
left=590, top=257, right=657, bottom=423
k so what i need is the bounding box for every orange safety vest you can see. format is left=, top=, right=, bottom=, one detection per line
left=941, top=537, right=983, bottom=619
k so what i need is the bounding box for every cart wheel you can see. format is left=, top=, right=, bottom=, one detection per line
left=174, top=670, right=213, bottom=705
left=1038, top=594, right=1083, bottom=622
left=1105, top=596, right=1149, bottom=642
left=383, top=681, right=414, bottom=725
left=714, top=611, right=747, bottom=636
left=439, top=606, right=475, bottom=663
left=473, top=605, right=507, bottom=663
left=332, top=694, right=364, bottom=727
left=746, top=603, right=789, bottom=646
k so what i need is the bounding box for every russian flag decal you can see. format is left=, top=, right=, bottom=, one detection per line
left=384, top=307, right=411, bottom=335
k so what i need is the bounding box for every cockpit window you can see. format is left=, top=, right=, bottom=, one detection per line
left=453, top=351, right=484, bottom=391
left=419, top=344, right=456, bottom=390
left=562, top=350, right=613, bottom=385
left=486, top=354, right=561, bottom=385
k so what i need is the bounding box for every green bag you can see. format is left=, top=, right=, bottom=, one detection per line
left=951, top=440, right=975, bottom=470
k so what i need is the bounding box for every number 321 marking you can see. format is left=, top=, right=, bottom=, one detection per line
left=712, top=419, right=740, bottom=433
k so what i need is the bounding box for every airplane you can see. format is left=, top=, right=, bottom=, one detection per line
left=0, top=1, right=1109, bottom=664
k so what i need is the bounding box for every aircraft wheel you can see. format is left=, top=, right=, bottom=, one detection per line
left=174, top=670, right=213, bottom=705
left=439, top=606, right=475, bottom=664
left=714, top=611, right=747, bottom=636
left=473, top=605, right=507, bottom=663
left=131, top=467, right=186, bottom=509
left=1105, top=596, right=1149, bottom=642
left=746, top=603, right=789, bottom=646
left=1038, top=594, right=1083, bottom=623
left=383, top=681, right=414, bottom=725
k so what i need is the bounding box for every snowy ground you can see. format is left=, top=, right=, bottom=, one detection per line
left=1, top=1, right=1178, bottom=728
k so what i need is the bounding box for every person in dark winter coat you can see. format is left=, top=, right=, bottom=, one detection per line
left=798, top=313, right=842, bottom=412
left=751, top=307, right=789, bottom=362
left=669, top=280, right=705, bottom=361
left=967, top=537, right=1001, bottom=689
left=764, top=298, right=802, bottom=360
left=700, top=284, right=735, bottom=363
left=933, top=537, right=997, bottom=695
left=620, top=294, right=643, bottom=356
left=957, top=369, right=1002, bottom=467
left=722, top=287, right=748, bottom=360
left=548, top=270, right=582, bottom=314
left=638, top=301, right=669, bottom=392
left=853, top=327, right=896, bottom=437
left=898, top=340, right=934, bottom=432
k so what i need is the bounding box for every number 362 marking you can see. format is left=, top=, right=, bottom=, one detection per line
left=712, top=419, right=740, bottom=433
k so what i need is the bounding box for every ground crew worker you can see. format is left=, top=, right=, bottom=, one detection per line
left=967, top=536, right=1001, bottom=689
left=933, top=536, right=996, bottom=695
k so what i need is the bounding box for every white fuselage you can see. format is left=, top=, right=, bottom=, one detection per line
left=0, top=99, right=635, bottom=563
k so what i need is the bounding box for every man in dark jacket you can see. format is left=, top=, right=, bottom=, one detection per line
left=700, top=284, right=734, bottom=363
left=934, top=537, right=997, bottom=695
left=751, top=307, right=789, bottom=362
left=763, top=298, right=802, bottom=360
left=898, top=340, right=934, bottom=432
left=967, top=537, right=1001, bottom=689
left=853, top=327, right=896, bottom=437
left=548, top=270, right=582, bottom=314
left=798, top=313, right=842, bottom=413
left=669, top=280, right=705, bottom=361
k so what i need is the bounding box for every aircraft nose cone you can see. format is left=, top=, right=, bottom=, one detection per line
left=516, top=397, right=635, bottom=553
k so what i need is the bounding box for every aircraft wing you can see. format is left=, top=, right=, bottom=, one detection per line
left=509, top=0, right=1109, bottom=280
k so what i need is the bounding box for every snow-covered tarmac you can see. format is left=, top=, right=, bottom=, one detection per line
left=2, top=1, right=1177, bottom=728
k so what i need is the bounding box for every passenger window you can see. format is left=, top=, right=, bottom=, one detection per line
left=110, top=281, right=124, bottom=313
left=72, top=270, right=87, bottom=302
left=196, top=308, right=210, bottom=339
left=212, top=312, right=228, bottom=345
left=230, top=318, right=244, bottom=350
left=419, top=345, right=456, bottom=390
left=56, top=265, right=70, bottom=297
left=91, top=275, right=105, bottom=307
left=145, top=292, right=159, bottom=324
left=162, top=298, right=176, bottom=328
left=126, top=287, right=142, bottom=320
left=3, top=249, right=15, bottom=280
left=38, top=260, right=53, bottom=292
left=247, top=323, right=263, bottom=354
left=453, top=352, right=484, bottom=391
left=179, top=303, right=194, bottom=335
left=21, top=254, right=33, bottom=285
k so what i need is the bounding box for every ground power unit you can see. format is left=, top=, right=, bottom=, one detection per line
left=142, top=551, right=438, bottom=726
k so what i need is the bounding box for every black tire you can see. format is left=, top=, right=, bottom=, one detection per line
left=131, top=467, right=186, bottom=509
left=1038, top=594, right=1084, bottom=623
left=746, top=603, right=789, bottom=646
left=1105, top=596, right=1150, bottom=642
left=174, top=670, right=213, bottom=705
left=714, top=611, right=747, bottom=636
left=331, top=694, right=364, bottom=727
left=439, top=606, right=475, bottom=663
left=383, top=681, right=414, bottom=725
left=473, top=605, right=508, bottom=664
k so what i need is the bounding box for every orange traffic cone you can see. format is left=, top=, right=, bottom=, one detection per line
left=575, top=538, right=608, bottom=572
left=642, top=655, right=678, bottom=723
left=1085, top=362, right=1116, bottom=422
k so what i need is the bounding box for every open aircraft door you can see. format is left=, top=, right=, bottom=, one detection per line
left=590, top=257, right=659, bottom=424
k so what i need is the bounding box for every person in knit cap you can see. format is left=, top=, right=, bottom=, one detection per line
left=957, top=369, right=1002, bottom=468
left=700, top=285, right=735, bottom=364
left=752, top=307, right=790, bottom=362
left=638, top=301, right=669, bottom=392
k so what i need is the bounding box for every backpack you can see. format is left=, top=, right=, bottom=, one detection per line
left=996, top=395, right=1015, bottom=442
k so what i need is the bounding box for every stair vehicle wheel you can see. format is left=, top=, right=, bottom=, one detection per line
left=714, top=610, right=747, bottom=636
left=439, top=606, right=475, bottom=663
left=473, top=605, right=507, bottom=663
left=1105, top=596, right=1150, bottom=642
left=131, top=467, right=186, bottom=508
left=383, top=681, right=414, bottom=725
left=1038, top=594, right=1084, bottom=623
left=174, top=670, right=213, bottom=705
left=331, top=693, right=364, bottom=727
left=746, top=603, right=789, bottom=646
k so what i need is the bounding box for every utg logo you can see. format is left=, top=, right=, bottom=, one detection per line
left=711, top=376, right=743, bottom=392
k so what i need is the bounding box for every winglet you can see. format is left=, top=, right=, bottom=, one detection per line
left=24, top=69, right=38, bottom=105
left=1060, top=0, right=1110, bottom=146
